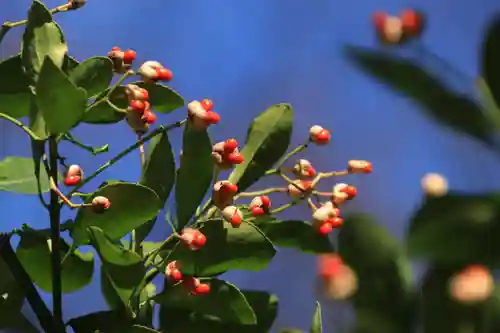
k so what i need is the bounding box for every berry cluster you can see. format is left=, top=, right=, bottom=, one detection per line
left=187, top=99, right=220, bottom=130
left=372, top=9, right=424, bottom=45
left=212, top=138, right=245, bottom=169
left=107, top=47, right=136, bottom=74
left=125, top=84, right=156, bottom=133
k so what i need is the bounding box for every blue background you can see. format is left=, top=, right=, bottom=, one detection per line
left=2, top=0, right=500, bottom=332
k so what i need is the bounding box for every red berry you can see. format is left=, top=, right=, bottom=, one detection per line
left=331, top=217, right=343, bottom=228
left=194, top=283, right=210, bottom=295
left=231, top=212, right=242, bottom=227
left=227, top=152, right=244, bottom=164
left=318, top=222, right=333, bottom=236
left=123, top=50, right=136, bottom=63
left=130, top=100, right=145, bottom=112
left=158, top=68, right=173, bottom=81
left=143, top=111, right=157, bottom=125
left=192, top=232, right=206, bottom=248
left=316, top=130, right=331, bottom=143
left=224, top=138, right=238, bottom=152
left=111, top=46, right=121, bottom=52
left=251, top=207, right=265, bottom=216
left=372, top=11, right=388, bottom=30
left=400, top=9, right=422, bottom=36
left=341, top=185, right=357, bottom=198
left=260, top=195, right=271, bottom=208
left=201, top=99, right=214, bottom=111
left=171, top=269, right=183, bottom=281
left=225, top=183, right=238, bottom=193
left=333, top=208, right=340, bottom=216
left=64, top=176, right=80, bottom=186
left=139, top=88, right=149, bottom=100
left=206, top=111, right=220, bottom=124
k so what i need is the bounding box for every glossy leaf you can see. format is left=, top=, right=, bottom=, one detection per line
left=175, top=122, right=213, bottom=229
left=82, top=86, right=127, bottom=124
left=35, top=57, right=87, bottom=134
left=155, top=279, right=256, bottom=325
left=169, top=219, right=276, bottom=276
left=0, top=55, right=32, bottom=118
left=159, top=290, right=278, bottom=333
left=346, top=45, right=494, bottom=147
left=256, top=219, right=334, bottom=254
left=134, top=82, right=185, bottom=113
left=229, top=104, right=293, bottom=192
left=88, top=226, right=142, bottom=266
left=407, top=192, right=500, bottom=266
left=0, top=156, right=51, bottom=194
left=140, top=131, right=176, bottom=206
left=71, top=182, right=161, bottom=245
left=16, top=231, right=94, bottom=293
left=482, top=15, right=500, bottom=108
left=310, top=301, right=322, bottom=333
left=100, top=262, right=145, bottom=311
left=69, top=56, right=113, bottom=97
left=21, top=0, right=67, bottom=83
left=338, top=214, right=414, bottom=330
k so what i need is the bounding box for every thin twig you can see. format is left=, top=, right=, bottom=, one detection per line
left=138, top=133, right=146, bottom=167
left=236, top=187, right=286, bottom=198
left=0, top=112, right=41, bottom=140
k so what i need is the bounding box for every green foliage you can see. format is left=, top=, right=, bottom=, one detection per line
left=310, top=301, right=323, bottom=333
left=482, top=15, right=500, bottom=109
left=0, top=156, right=52, bottom=194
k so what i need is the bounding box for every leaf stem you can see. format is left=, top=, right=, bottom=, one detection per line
left=0, top=234, right=59, bottom=333
left=310, top=170, right=349, bottom=188
left=107, top=70, right=134, bottom=98
left=68, top=119, right=187, bottom=195
left=273, top=142, right=309, bottom=171
left=0, top=112, right=42, bottom=140
left=236, top=187, right=286, bottom=198
left=48, top=137, right=64, bottom=331
left=62, top=133, right=109, bottom=156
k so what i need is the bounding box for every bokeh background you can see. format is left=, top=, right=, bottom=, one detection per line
left=2, top=0, right=500, bottom=332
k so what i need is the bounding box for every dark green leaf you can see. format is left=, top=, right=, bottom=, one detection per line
left=310, top=301, right=322, bottom=333
left=349, top=309, right=404, bottom=333
left=155, top=279, right=256, bottom=325
left=21, top=0, right=67, bottom=83
left=407, top=192, right=500, bottom=266
left=345, top=45, right=494, bottom=147
left=133, top=218, right=157, bottom=254
left=82, top=86, right=127, bottom=124
left=0, top=257, right=25, bottom=330
left=71, top=182, right=161, bottom=245
left=140, top=131, right=176, bottom=206
left=175, top=122, right=213, bottom=229
left=69, top=56, right=113, bottom=98
left=100, top=262, right=145, bottom=311
left=0, top=313, right=39, bottom=333
left=229, top=104, right=293, bottom=192
left=35, top=56, right=87, bottom=134
left=280, top=329, right=305, bottom=333
left=134, top=82, right=184, bottom=113
left=0, top=156, right=51, bottom=194
left=0, top=54, right=31, bottom=118
left=482, top=15, right=500, bottom=109
left=16, top=231, right=94, bottom=293
left=67, top=310, right=134, bottom=333
left=88, top=226, right=142, bottom=266
left=257, top=219, right=334, bottom=254
left=338, top=214, right=414, bottom=330
left=136, top=283, right=156, bottom=327
left=169, top=219, right=276, bottom=276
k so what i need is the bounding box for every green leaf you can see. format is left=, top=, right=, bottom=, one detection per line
left=82, top=86, right=127, bottom=124
left=280, top=329, right=305, bottom=333
left=0, top=54, right=32, bottom=118
left=69, top=56, right=114, bottom=98
left=0, top=257, right=25, bottom=330
left=134, top=82, right=185, bottom=113
left=0, top=156, right=51, bottom=194
left=68, top=310, right=135, bottom=333
left=349, top=309, right=404, bottom=333
left=140, top=131, right=176, bottom=206
left=482, top=15, right=500, bottom=109
left=407, top=192, right=500, bottom=266
left=338, top=214, right=414, bottom=330
left=175, top=122, right=213, bottom=229
left=229, top=103, right=293, bottom=192
left=88, top=226, right=142, bottom=266
left=159, top=290, right=278, bottom=333
left=310, top=301, right=322, bottom=333
left=137, top=283, right=156, bottom=327
left=133, top=218, right=157, bottom=253
left=345, top=45, right=494, bottom=147
left=71, top=182, right=161, bottom=245
left=35, top=56, right=87, bottom=134
left=16, top=231, right=94, bottom=293
left=257, top=219, right=334, bottom=254
left=155, top=279, right=256, bottom=325
left=169, top=219, right=276, bottom=276
left=21, top=0, right=68, bottom=83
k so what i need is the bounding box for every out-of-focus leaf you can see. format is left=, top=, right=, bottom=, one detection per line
left=229, top=104, right=293, bottom=192
left=407, top=192, right=500, bottom=266
left=481, top=15, right=500, bottom=109
left=346, top=45, right=494, bottom=147
left=338, top=214, right=414, bottom=331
